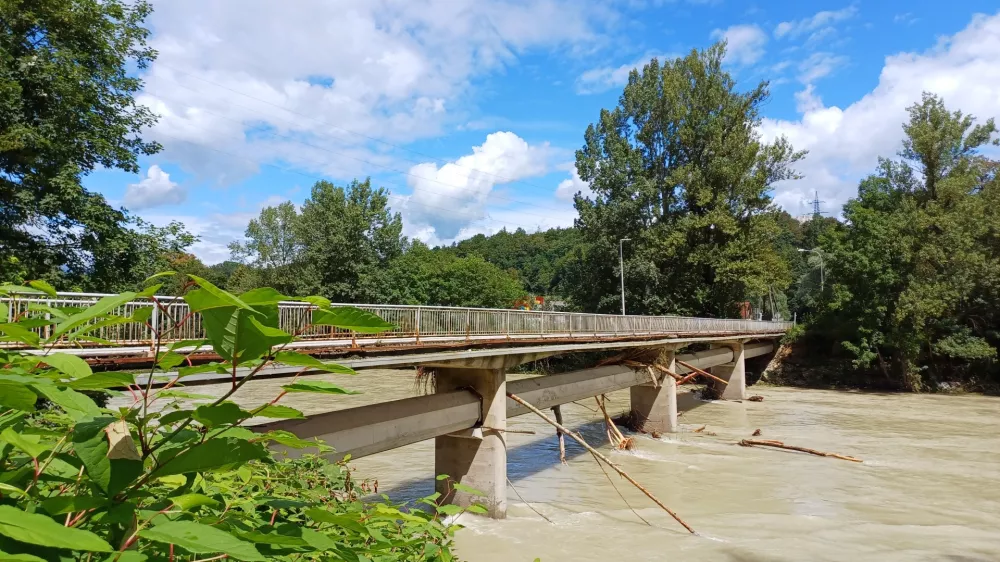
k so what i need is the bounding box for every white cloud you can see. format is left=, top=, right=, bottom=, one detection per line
left=710, top=24, right=768, bottom=65
left=576, top=52, right=674, bottom=94
left=403, top=131, right=552, bottom=240
left=124, top=166, right=186, bottom=209
left=774, top=5, right=857, bottom=39
left=761, top=12, right=1000, bottom=218
left=139, top=0, right=612, bottom=183
left=555, top=166, right=592, bottom=201
left=798, top=52, right=848, bottom=83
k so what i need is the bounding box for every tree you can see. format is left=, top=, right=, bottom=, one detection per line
left=295, top=179, right=405, bottom=302
left=564, top=44, right=804, bottom=317
left=385, top=241, right=525, bottom=308
left=817, top=93, right=999, bottom=390
left=1, top=0, right=160, bottom=285
left=228, top=201, right=300, bottom=294
left=86, top=219, right=199, bottom=293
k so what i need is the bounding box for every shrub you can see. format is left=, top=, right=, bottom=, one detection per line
left=0, top=276, right=475, bottom=560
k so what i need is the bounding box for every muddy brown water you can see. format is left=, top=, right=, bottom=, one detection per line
left=114, top=369, right=1000, bottom=561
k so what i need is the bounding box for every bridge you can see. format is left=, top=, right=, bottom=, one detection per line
left=4, top=292, right=793, bottom=518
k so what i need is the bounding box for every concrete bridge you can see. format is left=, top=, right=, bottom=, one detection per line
left=4, top=292, right=792, bottom=518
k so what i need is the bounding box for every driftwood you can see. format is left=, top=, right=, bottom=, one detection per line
left=551, top=405, right=567, bottom=464
left=675, top=360, right=730, bottom=387
left=596, top=395, right=635, bottom=450
left=738, top=439, right=863, bottom=463
left=507, top=392, right=696, bottom=534
left=651, top=363, right=684, bottom=381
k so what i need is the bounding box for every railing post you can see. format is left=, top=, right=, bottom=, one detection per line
left=415, top=306, right=422, bottom=343
left=505, top=310, right=510, bottom=339
left=465, top=309, right=471, bottom=342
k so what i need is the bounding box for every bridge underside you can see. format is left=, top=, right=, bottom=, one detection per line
left=257, top=339, right=772, bottom=518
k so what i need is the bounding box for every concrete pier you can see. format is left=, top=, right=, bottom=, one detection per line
left=434, top=367, right=508, bottom=518
left=629, top=348, right=679, bottom=433
left=711, top=342, right=746, bottom=400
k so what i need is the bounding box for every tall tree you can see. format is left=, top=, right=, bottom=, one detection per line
left=228, top=201, right=300, bottom=294
left=1, top=0, right=160, bottom=285
left=296, top=179, right=405, bottom=302
left=564, top=44, right=803, bottom=317
left=819, top=93, right=999, bottom=390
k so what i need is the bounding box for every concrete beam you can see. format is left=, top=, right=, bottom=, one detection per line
left=258, top=342, right=773, bottom=460
left=135, top=335, right=783, bottom=387
left=256, top=390, right=481, bottom=459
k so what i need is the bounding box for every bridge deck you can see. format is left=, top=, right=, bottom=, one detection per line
left=4, top=292, right=793, bottom=364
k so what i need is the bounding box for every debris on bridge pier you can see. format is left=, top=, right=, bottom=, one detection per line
left=595, top=394, right=635, bottom=450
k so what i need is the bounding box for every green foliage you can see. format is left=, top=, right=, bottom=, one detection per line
left=0, top=279, right=468, bottom=560
left=809, top=92, right=1000, bottom=390
left=385, top=242, right=525, bottom=308
left=0, top=0, right=165, bottom=288
left=561, top=43, right=803, bottom=317
left=296, top=179, right=405, bottom=302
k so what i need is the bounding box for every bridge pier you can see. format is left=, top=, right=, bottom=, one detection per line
left=434, top=367, right=507, bottom=518
left=710, top=341, right=746, bottom=400
left=629, top=347, right=679, bottom=433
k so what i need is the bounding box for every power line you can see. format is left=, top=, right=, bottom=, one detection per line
left=152, top=62, right=569, bottom=194
left=809, top=191, right=826, bottom=216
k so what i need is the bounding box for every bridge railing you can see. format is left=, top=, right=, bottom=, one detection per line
left=1, top=292, right=793, bottom=347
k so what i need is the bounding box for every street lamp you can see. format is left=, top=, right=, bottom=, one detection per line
left=619, top=238, right=630, bottom=316
left=798, top=248, right=824, bottom=292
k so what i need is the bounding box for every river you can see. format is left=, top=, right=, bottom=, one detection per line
left=136, top=369, right=1000, bottom=561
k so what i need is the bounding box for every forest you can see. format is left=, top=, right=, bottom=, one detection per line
left=3, top=3, right=998, bottom=393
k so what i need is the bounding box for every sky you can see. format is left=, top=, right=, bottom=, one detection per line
left=83, top=0, right=1000, bottom=264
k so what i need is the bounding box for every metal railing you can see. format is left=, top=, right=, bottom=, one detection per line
left=2, top=292, right=794, bottom=348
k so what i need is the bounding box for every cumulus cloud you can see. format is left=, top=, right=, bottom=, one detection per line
left=710, top=24, right=768, bottom=65
left=124, top=166, right=186, bottom=209
left=576, top=52, right=674, bottom=94
left=403, top=132, right=552, bottom=240
left=138, top=1, right=611, bottom=184
left=555, top=166, right=592, bottom=201
left=761, top=12, right=1000, bottom=218
left=774, top=5, right=857, bottom=39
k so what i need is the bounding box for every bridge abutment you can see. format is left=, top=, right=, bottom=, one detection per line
left=434, top=367, right=507, bottom=518
left=629, top=348, right=679, bottom=433
left=710, top=341, right=746, bottom=400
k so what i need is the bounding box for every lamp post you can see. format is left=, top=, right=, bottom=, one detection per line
left=619, top=238, right=630, bottom=316
left=798, top=248, right=824, bottom=292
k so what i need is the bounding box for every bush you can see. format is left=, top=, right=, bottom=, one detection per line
left=0, top=276, right=474, bottom=560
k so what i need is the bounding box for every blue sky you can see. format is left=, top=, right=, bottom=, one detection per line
left=83, top=0, right=1000, bottom=263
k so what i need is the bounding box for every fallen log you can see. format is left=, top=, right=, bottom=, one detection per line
left=738, top=439, right=863, bottom=463
left=596, top=395, right=635, bottom=450
left=651, top=363, right=684, bottom=381
left=507, top=392, right=696, bottom=534
left=675, top=360, right=730, bottom=387
left=551, top=405, right=567, bottom=464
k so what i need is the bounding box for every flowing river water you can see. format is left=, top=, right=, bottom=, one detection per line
left=134, top=369, right=1000, bottom=561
